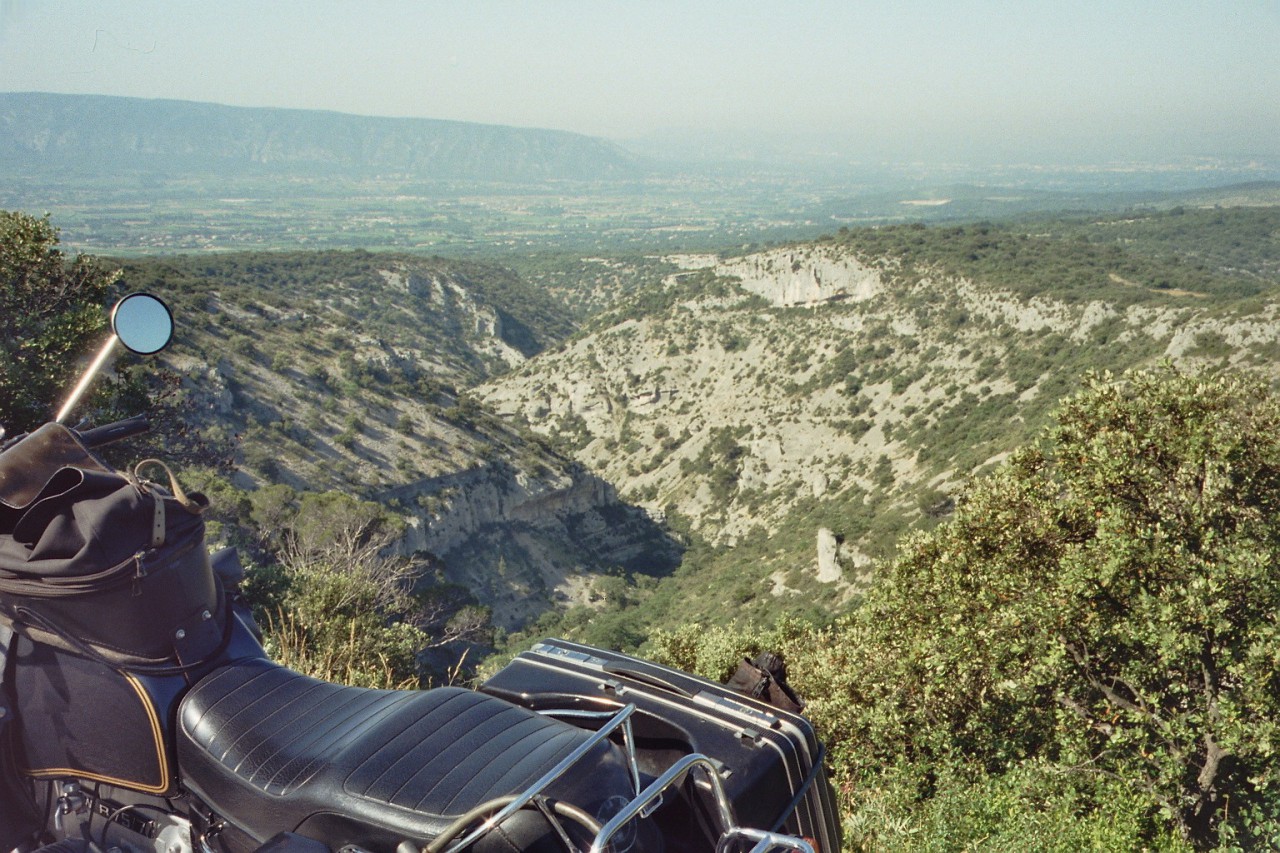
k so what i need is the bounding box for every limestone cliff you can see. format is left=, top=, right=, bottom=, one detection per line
left=152, top=251, right=675, bottom=630
left=383, top=463, right=679, bottom=629
left=716, top=246, right=884, bottom=306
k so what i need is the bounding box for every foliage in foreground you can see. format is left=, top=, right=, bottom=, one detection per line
left=229, top=489, right=490, bottom=689
left=651, top=367, right=1280, bottom=850
left=0, top=211, right=118, bottom=433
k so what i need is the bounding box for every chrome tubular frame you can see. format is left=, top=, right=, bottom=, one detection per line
left=716, top=828, right=817, bottom=853
left=589, top=753, right=735, bottom=853
left=537, top=706, right=644, bottom=798
left=442, top=704, right=638, bottom=853
left=444, top=702, right=818, bottom=853
left=589, top=753, right=815, bottom=853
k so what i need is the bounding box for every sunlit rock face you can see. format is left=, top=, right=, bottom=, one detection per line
left=717, top=247, right=884, bottom=307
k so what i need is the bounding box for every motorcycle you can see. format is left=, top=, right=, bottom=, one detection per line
left=0, top=294, right=841, bottom=853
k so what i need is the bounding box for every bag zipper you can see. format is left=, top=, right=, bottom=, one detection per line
left=0, top=523, right=202, bottom=598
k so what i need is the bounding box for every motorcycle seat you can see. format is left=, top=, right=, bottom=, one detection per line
left=177, top=657, right=631, bottom=847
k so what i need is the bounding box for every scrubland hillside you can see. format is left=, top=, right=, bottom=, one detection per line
left=85, top=204, right=1280, bottom=847
left=119, top=251, right=677, bottom=630
left=108, top=207, right=1280, bottom=644
left=479, top=207, right=1280, bottom=640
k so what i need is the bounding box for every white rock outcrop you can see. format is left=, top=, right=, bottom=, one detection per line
left=716, top=246, right=883, bottom=307
left=816, top=528, right=843, bottom=584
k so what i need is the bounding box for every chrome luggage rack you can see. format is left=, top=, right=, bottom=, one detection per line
left=432, top=703, right=816, bottom=853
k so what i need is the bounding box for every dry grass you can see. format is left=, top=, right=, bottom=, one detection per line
left=263, top=607, right=417, bottom=690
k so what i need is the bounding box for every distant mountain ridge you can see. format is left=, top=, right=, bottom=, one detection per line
left=0, top=92, right=643, bottom=182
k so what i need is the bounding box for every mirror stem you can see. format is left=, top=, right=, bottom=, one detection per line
left=56, top=335, right=119, bottom=424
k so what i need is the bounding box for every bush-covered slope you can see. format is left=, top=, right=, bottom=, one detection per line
left=480, top=206, right=1280, bottom=644
left=650, top=368, right=1280, bottom=850
left=114, top=251, right=679, bottom=630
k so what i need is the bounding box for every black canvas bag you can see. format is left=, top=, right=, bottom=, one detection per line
left=0, top=423, right=225, bottom=669
left=0, top=423, right=227, bottom=796
left=0, top=621, right=40, bottom=849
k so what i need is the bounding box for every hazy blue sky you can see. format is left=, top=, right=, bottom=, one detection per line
left=2, top=1, right=1277, bottom=163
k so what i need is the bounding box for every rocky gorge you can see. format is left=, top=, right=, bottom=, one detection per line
left=135, top=208, right=1280, bottom=632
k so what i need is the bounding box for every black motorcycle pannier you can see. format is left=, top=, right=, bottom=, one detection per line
left=481, top=638, right=843, bottom=851
left=0, top=423, right=224, bottom=667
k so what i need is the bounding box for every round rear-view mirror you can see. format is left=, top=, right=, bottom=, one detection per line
left=112, top=292, right=173, bottom=355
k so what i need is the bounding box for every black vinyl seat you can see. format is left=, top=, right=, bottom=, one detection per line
left=177, top=658, right=631, bottom=846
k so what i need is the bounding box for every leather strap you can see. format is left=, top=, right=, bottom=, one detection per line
left=150, top=486, right=166, bottom=548
left=133, top=459, right=205, bottom=514
left=133, top=459, right=207, bottom=549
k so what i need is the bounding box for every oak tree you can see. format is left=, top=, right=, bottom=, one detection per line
left=830, top=367, right=1280, bottom=847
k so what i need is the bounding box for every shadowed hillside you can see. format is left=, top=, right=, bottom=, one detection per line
left=117, top=250, right=679, bottom=630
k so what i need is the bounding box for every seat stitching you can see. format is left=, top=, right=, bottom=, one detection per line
left=430, top=716, right=568, bottom=814
left=244, top=685, right=395, bottom=788
left=225, top=679, right=332, bottom=772
left=349, top=689, right=480, bottom=800
left=391, top=699, right=517, bottom=808
left=181, top=663, right=280, bottom=745
left=474, top=727, right=589, bottom=805
left=276, top=690, right=420, bottom=793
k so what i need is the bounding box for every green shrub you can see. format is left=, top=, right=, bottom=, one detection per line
left=821, top=367, right=1280, bottom=848
left=652, top=367, right=1280, bottom=849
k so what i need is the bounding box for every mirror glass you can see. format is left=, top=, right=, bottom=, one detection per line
left=112, top=293, right=173, bottom=355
